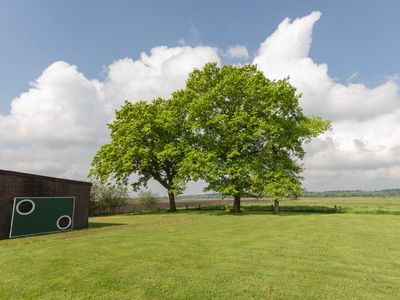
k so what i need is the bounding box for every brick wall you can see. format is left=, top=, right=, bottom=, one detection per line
left=0, top=169, right=91, bottom=239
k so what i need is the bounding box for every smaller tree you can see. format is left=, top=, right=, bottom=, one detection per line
left=90, top=97, right=189, bottom=212
left=265, top=170, right=302, bottom=213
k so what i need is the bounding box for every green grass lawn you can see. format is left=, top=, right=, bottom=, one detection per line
left=1, top=198, right=400, bottom=299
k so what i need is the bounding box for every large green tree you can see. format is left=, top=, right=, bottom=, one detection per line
left=90, top=98, right=188, bottom=212
left=180, top=63, right=330, bottom=212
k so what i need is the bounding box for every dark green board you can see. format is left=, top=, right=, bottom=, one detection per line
left=9, top=197, right=75, bottom=238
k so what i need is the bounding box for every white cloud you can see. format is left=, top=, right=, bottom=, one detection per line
left=253, top=11, right=400, bottom=191
left=102, top=46, right=220, bottom=113
left=0, top=62, right=107, bottom=148
left=253, top=11, right=400, bottom=121
left=225, top=45, right=249, bottom=59
left=0, top=46, right=220, bottom=181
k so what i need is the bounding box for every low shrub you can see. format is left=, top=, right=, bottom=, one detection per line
left=137, top=190, right=160, bottom=211
left=90, top=182, right=128, bottom=215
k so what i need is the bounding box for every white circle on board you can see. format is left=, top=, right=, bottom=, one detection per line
left=16, top=199, right=35, bottom=215
left=56, top=215, right=72, bottom=230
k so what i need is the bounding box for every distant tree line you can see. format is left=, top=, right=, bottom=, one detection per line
left=303, top=189, right=400, bottom=198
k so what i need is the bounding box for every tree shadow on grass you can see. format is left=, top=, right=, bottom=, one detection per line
left=178, top=204, right=345, bottom=216
left=125, top=206, right=227, bottom=216
left=245, top=205, right=343, bottom=213
left=126, top=210, right=172, bottom=216
left=88, top=222, right=127, bottom=228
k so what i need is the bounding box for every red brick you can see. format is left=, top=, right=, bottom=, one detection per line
left=0, top=169, right=91, bottom=238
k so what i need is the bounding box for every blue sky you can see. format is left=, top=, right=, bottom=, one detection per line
left=1, top=1, right=400, bottom=192
left=1, top=0, right=400, bottom=113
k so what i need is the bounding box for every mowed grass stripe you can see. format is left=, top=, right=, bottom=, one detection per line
left=1, top=211, right=400, bottom=299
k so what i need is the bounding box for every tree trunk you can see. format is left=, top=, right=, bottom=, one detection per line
left=233, top=194, right=241, bottom=212
left=168, top=192, right=177, bottom=212
left=273, top=200, right=279, bottom=213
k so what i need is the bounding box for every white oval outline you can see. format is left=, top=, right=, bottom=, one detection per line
left=16, top=199, right=35, bottom=215
left=56, top=215, right=72, bottom=230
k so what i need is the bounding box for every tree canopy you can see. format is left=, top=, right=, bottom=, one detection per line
left=90, top=97, right=189, bottom=212
left=179, top=63, right=330, bottom=212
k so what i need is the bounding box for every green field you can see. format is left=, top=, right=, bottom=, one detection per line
left=254, top=197, right=400, bottom=214
left=1, top=198, right=400, bottom=299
